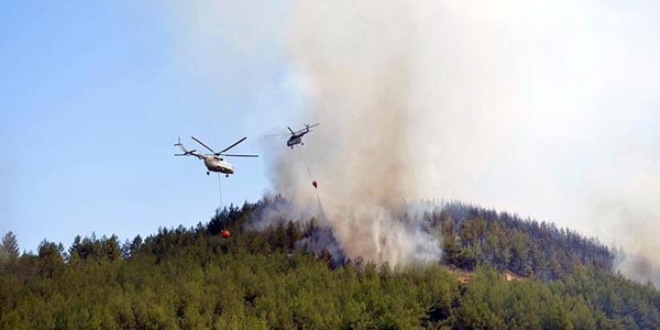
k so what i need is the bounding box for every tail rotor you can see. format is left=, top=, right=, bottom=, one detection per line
left=174, top=137, right=196, bottom=156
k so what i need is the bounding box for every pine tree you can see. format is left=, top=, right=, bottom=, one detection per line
left=2, top=231, right=19, bottom=258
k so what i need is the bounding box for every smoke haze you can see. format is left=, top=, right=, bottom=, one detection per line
left=171, top=0, right=660, bottom=277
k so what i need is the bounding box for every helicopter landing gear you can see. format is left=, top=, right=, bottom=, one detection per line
left=206, top=171, right=210, bottom=175
left=225, top=174, right=229, bottom=178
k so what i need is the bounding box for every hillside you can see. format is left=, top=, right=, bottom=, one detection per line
left=434, top=202, right=613, bottom=279
left=1, top=200, right=659, bottom=329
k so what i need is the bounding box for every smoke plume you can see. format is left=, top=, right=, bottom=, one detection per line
left=269, top=1, right=443, bottom=267
left=171, top=0, right=660, bottom=276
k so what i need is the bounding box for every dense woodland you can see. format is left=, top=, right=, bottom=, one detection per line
left=1, top=199, right=659, bottom=329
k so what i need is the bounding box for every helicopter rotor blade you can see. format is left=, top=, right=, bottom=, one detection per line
left=174, top=148, right=197, bottom=156
left=191, top=136, right=216, bottom=154
left=287, top=126, right=295, bottom=134
left=222, top=153, right=259, bottom=157
left=217, top=136, right=247, bottom=155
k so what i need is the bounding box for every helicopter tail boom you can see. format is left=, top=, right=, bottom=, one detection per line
left=174, top=137, right=197, bottom=156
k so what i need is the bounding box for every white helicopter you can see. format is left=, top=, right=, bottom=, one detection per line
left=268, top=123, right=320, bottom=149
left=174, top=136, right=258, bottom=176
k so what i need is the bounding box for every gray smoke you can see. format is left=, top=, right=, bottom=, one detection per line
left=589, top=176, right=660, bottom=285
left=267, top=1, right=445, bottom=267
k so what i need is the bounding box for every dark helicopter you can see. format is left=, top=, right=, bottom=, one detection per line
left=269, top=123, right=320, bottom=149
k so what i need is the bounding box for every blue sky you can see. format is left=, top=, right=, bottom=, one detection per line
left=1, top=1, right=297, bottom=252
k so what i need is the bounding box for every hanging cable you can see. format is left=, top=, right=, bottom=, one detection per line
left=296, top=145, right=327, bottom=221
left=217, top=174, right=223, bottom=209
left=296, top=146, right=314, bottom=180
left=316, top=195, right=326, bottom=217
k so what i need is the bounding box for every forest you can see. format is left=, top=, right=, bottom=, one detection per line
left=1, top=199, right=659, bottom=329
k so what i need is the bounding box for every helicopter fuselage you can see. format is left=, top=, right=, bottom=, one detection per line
left=287, top=136, right=302, bottom=147
left=202, top=155, right=234, bottom=175
left=287, top=131, right=309, bottom=148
